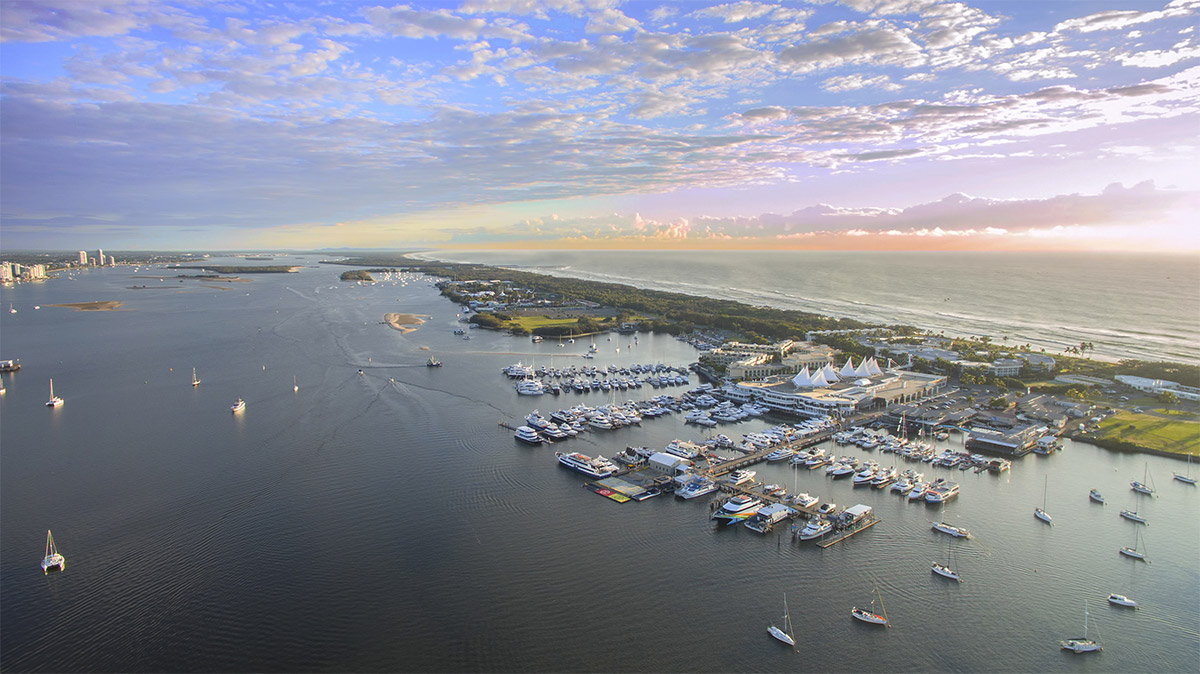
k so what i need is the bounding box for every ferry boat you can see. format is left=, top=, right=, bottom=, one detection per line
left=231, top=398, right=245, bottom=413
left=555, top=451, right=617, bottom=479
left=931, top=521, right=971, bottom=538
left=925, top=482, right=960, bottom=503
left=796, top=518, right=832, bottom=540
left=514, top=425, right=543, bottom=445
left=676, top=478, right=719, bottom=500
left=711, top=495, right=763, bottom=524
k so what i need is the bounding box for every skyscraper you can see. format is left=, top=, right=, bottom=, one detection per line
left=78, top=251, right=88, bottom=265
left=96, top=249, right=104, bottom=266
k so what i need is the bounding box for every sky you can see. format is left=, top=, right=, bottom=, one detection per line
left=1, top=0, right=1199, bottom=252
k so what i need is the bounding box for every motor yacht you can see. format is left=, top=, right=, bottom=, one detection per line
left=1089, top=489, right=1105, bottom=504
left=723, top=469, right=757, bottom=486
left=555, top=451, right=617, bottom=479
left=711, top=495, right=764, bottom=524
left=676, top=478, right=719, bottom=500
left=925, top=482, right=960, bottom=503
left=796, top=518, right=832, bottom=540
left=1107, top=594, right=1137, bottom=608
left=514, top=425, right=544, bottom=445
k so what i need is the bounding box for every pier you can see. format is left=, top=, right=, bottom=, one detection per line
left=814, top=515, right=881, bottom=548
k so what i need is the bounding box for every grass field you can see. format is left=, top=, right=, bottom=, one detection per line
left=1092, top=411, right=1200, bottom=456
left=508, top=316, right=586, bottom=331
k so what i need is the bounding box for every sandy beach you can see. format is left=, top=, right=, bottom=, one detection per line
left=49, top=301, right=123, bottom=311
left=384, top=313, right=427, bottom=333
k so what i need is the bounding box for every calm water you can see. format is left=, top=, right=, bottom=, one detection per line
left=1, top=260, right=1198, bottom=672
left=419, top=250, right=1200, bottom=364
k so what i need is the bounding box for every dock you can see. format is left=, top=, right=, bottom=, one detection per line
left=815, top=515, right=881, bottom=548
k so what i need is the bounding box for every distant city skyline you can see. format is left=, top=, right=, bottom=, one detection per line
left=1, top=0, right=1198, bottom=252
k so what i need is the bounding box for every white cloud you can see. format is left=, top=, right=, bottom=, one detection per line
left=820, top=73, right=902, bottom=92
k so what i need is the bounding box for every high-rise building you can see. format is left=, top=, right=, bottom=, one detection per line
left=108, top=256, right=115, bottom=266
left=97, top=249, right=104, bottom=266
left=78, top=251, right=88, bottom=265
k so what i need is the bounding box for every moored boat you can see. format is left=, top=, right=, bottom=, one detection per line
left=514, top=425, right=543, bottom=445
left=1060, top=601, right=1101, bottom=653
left=231, top=398, right=245, bottom=413
left=931, top=521, right=971, bottom=538
left=1089, top=489, right=1105, bottom=504
left=1107, top=594, right=1137, bottom=608
left=712, top=495, right=763, bottom=524
left=555, top=451, right=617, bottom=479
left=40, top=530, right=65, bottom=574
left=1119, top=509, right=1148, bottom=524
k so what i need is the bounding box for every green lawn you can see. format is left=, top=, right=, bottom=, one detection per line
left=508, top=316, right=586, bottom=331
left=1093, top=411, right=1200, bottom=456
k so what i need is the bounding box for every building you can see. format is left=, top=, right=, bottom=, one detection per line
left=1115, top=375, right=1200, bottom=402
left=723, top=342, right=834, bottom=380
left=108, top=256, right=116, bottom=266
left=722, top=360, right=948, bottom=418
left=1017, top=353, right=1056, bottom=371
left=0, top=263, right=12, bottom=284
left=988, top=358, right=1024, bottom=377
left=96, top=249, right=104, bottom=266
left=78, top=251, right=89, bottom=266
left=966, top=425, right=1043, bottom=456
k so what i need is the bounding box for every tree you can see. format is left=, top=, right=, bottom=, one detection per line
left=1159, top=390, right=1179, bottom=405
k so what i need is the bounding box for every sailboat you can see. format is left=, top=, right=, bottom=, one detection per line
left=932, top=536, right=963, bottom=582
left=851, top=584, right=890, bottom=626
left=45, top=378, right=63, bottom=407
left=1131, top=463, right=1156, bottom=496
left=767, top=593, right=796, bottom=646
left=40, top=530, right=65, bottom=574
left=293, top=375, right=299, bottom=392
left=1174, top=455, right=1197, bottom=485
left=1060, top=601, right=1101, bottom=653
left=191, top=368, right=201, bottom=387
left=1035, top=474, right=1053, bottom=525
left=1119, top=527, right=1150, bottom=562
left=8, top=303, right=15, bottom=314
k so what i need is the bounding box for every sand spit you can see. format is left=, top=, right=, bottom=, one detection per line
left=49, top=301, right=123, bottom=311
left=384, top=313, right=427, bottom=333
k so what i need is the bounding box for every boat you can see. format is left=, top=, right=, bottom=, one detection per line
left=925, top=482, right=960, bottom=503
left=40, top=530, right=65, bottom=574
left=745, top=503, right=795, bottom=533
left=931, top=521, right=971, bottom=538
left=555, top=451, right=617, bottom=479
left=851, top=584, right=889, bottom=626
left=791, top=492, right=818, bottom=509
left=796, top=518, right=832, bottom=540
left=817, top=502, right=837, bottom=515
left=1131, top=463, right=1156, bottom=496
left=1107, top=594, right=1138, bottom=608
left=765, top=448, right=794, bottom=462
left=723, top=469, right=756, bottom=486
left=1119, top=528, right=1150, bottom=562
left=426, top=356, right=442, bottom=367
left=1089, top=489, right=1105, bottom=504
left=1174, top=455, right=1197, bottom=485
left=676, top=478, right=719, bottom=500
left=932, top=535, right=962, bottom=582
left=8, top=304, right=15, bottom=314
left=1035, top=475, right=1053, bottom=525
left=712, top=495, right=763, bottom=524
left=1119, top=509, right=1148, bottom=524
left=293, top=375, right=299, bottom=392
left=767, top=594, right=796, bottom=647
left=192, top=367, right=201, bottom=387
left=1060, top=601, right=1101, bottom=653
left=45, top=378, right=63, bottom=407
left=514, top=425, right=543, bottom=445
left=231, top=398, right=245, bottom=412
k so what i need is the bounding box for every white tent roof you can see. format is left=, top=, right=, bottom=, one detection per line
left=809, top=369, right=829, bottom=387
left=865, top=358, right=884, bottom=376
left=791, top=366, right=812, bottom=388
left=840, top=358, right=858, bottom=377
left=821, top=364, right=841, bottom=381
left=853, top=358, right=872, bottom=377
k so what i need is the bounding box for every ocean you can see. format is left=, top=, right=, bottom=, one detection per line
left=1, top=258, right=1197, bottom=672
left=416, top=250, right=1200, bottom=364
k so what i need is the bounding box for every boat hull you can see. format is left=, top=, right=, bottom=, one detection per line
left=851, top=608, right=888, bottom=625
left=767, top=626, right=795, bottom=646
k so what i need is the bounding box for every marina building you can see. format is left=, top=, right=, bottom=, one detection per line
left=966, top=426, right=1043, bottom=456
left=717, top=341, right=835, bottom=381
left=722, top=358, right=947, bottom=417
left=1115, top=375, right=1200, bottom=402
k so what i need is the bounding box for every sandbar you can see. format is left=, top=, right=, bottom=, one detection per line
left=49, top=301, right=123, bottom=311
left=384, top=313, right=427, bottom=333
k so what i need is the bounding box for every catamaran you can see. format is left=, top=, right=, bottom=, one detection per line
left=767, top=593, right=796, bottom=647
left=40, top=530, right=65, bottom=574
left=45, top=378, right=63, bottom=407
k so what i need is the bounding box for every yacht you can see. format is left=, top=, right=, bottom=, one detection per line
left=907, top=482, right=929, bottom=501
left=555, top=451, right=617, bottom=479
left=765, top=448, right=795, bottom=462
left=852, top=464, right=878, bottom=485
left=711, top=495, right=764, bottom=524
left=1089, top=489, right=1105, bottom=504
left=817, top=502, right=838, bottom=515
left=45, top=378, right=63, bottom=407
left=931, top=521, right=971, bottom=538
left=796, top=518, right=832, bottom=540
left=1119, top=510, right=1148, bottom=524
left=40, top=530, right=65, bottom=574
left=829, top=463, right=856, bottom=479
left=723, top=469, right=757, bottom=486
left=676, top=478, right=719, bottom=500
left=514, top=425, right=543, bottom=445
left=1130, top=480, right=1155, bottom=496
left=1060, top=602, right=1101, bottom=653
left=790, top=492, right=819, bottom=509
left=1107, top=594, right=1137, bottom=608
left=515, top=380, right=545, bottom=395
left=745, top=504, right=795, bottom=533
left=925, top=482, right=960, bottom=503
left=931, top=561, right=962, bottom=582
left=231, top=398, right=245, bottom=413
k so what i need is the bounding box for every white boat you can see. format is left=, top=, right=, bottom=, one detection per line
left=192, top=367, right=201, bottom=387
left=931, top=521, right=971, bottom=538
left=676, top=478, right=719, bottom=500
left=1174, top=455, right=1197, bottom=485
left=1131, top=463, right=1156, bottom=496
left=796, top=518, right=831, bottom=540
left=851, top=585, right=889, bottom=626
left=1107, top=594, right=1137, bottom=608
left=907, top=482, right=929, bottom=501
left=1089, top=489, right=1105, bottom=504
left=768, top=594, right=796, bottom=647
left=555, top=451, right=616, bottom=479
left=925, top=482, right=960, bottom=503
left=1035, top=475, right=1053, bottom=525
left=932, top=535, right=962, bottom=582
left=1119, top=528, right=1150, bottom=562
left=723, top=469, right=756, bottom=486
left=791, top=492, right=818, bottom=509
left=293, top=375, right=299, bottom=392
left=745, top=503, right=795, bottom=533
left=1119, top=509, right=1148, bottom=524
left=514, top=425, right=543, bottom=445
left=45, top=378, right=63, bottom=407
left=765, top=448, right=794, bottom=462
left=231, top=398, right=245, bottom=413
left=40, top=529, right=65, bottom=574
left=712, top=495, right=763, bottom=524
left=1060, top=601, right=1101, bottom=653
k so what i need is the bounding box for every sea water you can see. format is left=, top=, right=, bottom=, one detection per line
left=1, top=258, right=1197, bottom=672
